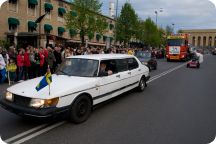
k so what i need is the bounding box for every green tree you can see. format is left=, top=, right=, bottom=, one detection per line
left=177, top=29, right=183, bottom=33
left=65, top=0, right=108, bottom=45
left=116, top=3, right=138, bottom=46
left=165, top=25, right=173, bottom=35
left=142, top=18, right=160, bottom=47
left=0, top=40, right=10, bottom=50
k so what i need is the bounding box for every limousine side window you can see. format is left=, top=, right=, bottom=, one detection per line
left=128, top=58, right=139, bottom=70
left=116, top=59, right=128, bottom=72
left=98, top=60, right=117, bottom=77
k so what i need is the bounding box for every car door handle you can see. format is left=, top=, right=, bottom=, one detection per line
left=116, top=75, right=120, bottom=78
left=128, top=72, right=131, bottom=75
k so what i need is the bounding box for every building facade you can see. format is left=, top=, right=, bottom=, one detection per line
left=0, top=0, right=115, bottom=48
left=182, top=29, right=216, bottom=49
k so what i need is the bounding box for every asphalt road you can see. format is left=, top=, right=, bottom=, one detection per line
left=0, top=56, right=216, bottom=144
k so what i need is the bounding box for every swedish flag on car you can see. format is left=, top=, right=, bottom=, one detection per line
left=35, top=69, right=52, bottom=92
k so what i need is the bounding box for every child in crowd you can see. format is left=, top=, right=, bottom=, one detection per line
left=6, top=59, right=17, bottom=83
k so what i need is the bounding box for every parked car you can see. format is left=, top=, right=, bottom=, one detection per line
left=135, top=51, right=157, bottom=71
left=187, top=57, right=200, bottom=68
left=0, top=54, right=150, bottom=124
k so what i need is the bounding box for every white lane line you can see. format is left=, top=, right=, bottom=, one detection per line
left=4, top=124, right=47, bottom=143
left=5, top=63, right=187, bottom=144
left=11, top=121, right=66, bottom=144
left=147, top=62, right=186, bottom=83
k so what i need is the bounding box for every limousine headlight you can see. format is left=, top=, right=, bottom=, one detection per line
left=5, top=91, right=14, bottom=102
left=29, top=98, right=59, bottom=108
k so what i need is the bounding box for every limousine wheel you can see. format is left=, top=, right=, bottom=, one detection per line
left=137, top=77, right=146, bottom=92
left=69, top=95, right=92, bottom=124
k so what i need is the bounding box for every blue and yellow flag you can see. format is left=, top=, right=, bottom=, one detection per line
left=35, top=71, right=52, bottom=92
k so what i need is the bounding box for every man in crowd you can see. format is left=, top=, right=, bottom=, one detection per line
left=0, top=48, right=6, bottom=83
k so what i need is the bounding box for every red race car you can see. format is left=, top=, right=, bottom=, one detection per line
left=187, top=58, right=200, bottom=68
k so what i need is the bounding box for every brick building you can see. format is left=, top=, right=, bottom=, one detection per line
left=0, top=0, right=115, bottom=48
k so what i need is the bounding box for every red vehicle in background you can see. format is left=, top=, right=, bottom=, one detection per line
left=166, top=34, right=190, bottom=61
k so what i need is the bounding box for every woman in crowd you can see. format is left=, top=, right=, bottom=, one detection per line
left=17, top=50, right=24, bottom=81
left=23, top=48, right=31, bottom=80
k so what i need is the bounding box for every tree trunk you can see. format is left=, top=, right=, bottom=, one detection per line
left=80, top=34, right=85, bottom=47
left=80, top=29, right=85, bottom=47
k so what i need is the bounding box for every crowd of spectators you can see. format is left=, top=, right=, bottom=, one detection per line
left=0, top=45, right=164, bottom=84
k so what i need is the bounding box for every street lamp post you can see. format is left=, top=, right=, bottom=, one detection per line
left=155, top=8, right=163, bottom=27
left=114, top=0, right=119, bottom=47
left=155, top=11, right=158, bottom=26
left=172, top=23, right=175, bottom=34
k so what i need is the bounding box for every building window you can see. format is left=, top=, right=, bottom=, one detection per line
left=28, top=21, right=37, bottom=32
left=44, top=24, right=53, bottom=34
left=8, top=0, right=18, bottom=12
left=44, top=3, right=53, bottom=20
left=192, top=37, right=195, bottom=46
left=203, top=36, right=206, bottom=47
left=9, top=25, right=17, bottom=32
left=8, top=17, right=20, bottom=32
left=58, top=27, right=65, bottom=37
left=28, top=0, right=38, bottom=16
left=9, top=0, right=17, bottom=4
left=58, top=7, right=66, bottom=22
left=59, top=1, right=64, bottom=7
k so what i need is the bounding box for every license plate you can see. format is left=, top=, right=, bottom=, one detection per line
left=170, top=56, right=179, bottom=59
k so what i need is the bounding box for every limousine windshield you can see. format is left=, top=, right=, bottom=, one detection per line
left=56, top=58, right=99, bottom=77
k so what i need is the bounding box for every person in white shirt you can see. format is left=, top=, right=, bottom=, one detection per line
left=0, top=52, right=7, bottom=83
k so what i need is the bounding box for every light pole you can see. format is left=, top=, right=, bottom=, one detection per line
left=172, top=23, right=175, bottom=34
left=155, top=8, right=163, bottom=27
left=155, top=11, right=158, bottom=26
left=114, top=0, right=119, bottom=47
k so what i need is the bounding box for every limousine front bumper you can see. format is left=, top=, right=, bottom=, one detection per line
left=0, top=98, right=69, bottom=118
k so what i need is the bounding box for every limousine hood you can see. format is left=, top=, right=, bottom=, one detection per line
left=7, top=74, right=98, bottom=99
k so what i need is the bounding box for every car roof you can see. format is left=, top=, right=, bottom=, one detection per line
left=67, top=54, right=135, bottom=60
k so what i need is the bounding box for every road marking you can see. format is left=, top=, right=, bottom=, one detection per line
left=4, top=124, right=47, bottom=143
left=3, top=63, right=187, bottom=144
left=147, top=63, right=186, bottom=83
left=11, top=121, right=66, bottom=144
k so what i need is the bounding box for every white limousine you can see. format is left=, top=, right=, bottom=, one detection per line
left=0, top=54, right=150, bottom=123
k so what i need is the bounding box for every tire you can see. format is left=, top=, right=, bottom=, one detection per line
left=137, top=77, right=147, bottom=92
left=167, top=58, right=170, bottom=62
left=197, top=64, right=200, bottom=69
left=187, top=64, right=189, bottom=68
left=148, top=66, right=151, bottom=72
left=69, top=95, right=92, bottom=124
left=154, top=65, right=157, bottom=70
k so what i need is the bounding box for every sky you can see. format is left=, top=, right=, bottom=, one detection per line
left=100, top=0, right=216, bottom=31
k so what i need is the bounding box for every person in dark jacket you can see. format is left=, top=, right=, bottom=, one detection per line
left=47, top=47, right=56, bottom=73
left=34, top=48, right=40, bottom=77
left=53, top=47, right=62, bottom=71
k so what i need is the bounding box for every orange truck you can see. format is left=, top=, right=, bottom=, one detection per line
left=166, top=34, right=190, bottom=61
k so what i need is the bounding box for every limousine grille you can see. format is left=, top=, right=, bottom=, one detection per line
left=14, top=95, right=31, bottom=107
